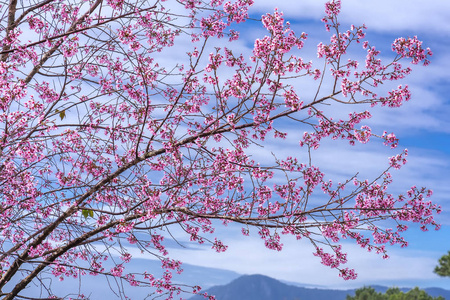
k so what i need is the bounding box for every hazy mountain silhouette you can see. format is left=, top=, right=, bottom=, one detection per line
left=189, top=274, right=450, bottom=300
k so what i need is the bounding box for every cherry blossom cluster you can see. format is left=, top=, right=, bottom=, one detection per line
left=392, top=36, right=432, bottom=66
left=252, top=9, right=308, bottom=76
left=313, top=246, right=358, bottom=280
left=299, top=110, right=373, bottom=148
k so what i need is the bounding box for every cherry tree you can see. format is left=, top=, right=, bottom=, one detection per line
left=0, top=0, right=440, bottom=299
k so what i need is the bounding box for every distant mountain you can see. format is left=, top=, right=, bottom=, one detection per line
left=189, top=274, right=450, bottom=300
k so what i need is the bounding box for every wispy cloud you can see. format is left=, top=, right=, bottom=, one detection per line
left=249, top=1, right=450, bottom=34
left=145, top=223, right=449, bottom=289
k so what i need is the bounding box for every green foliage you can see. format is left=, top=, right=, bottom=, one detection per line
left=434, top=251, right=450, bottom=277
left=347, top=287, right=444, bottom=300
left=55, top=109, right=66, bottom=120
left=82, top=209, right=94, bottom=219
left=347, top=287, right=385, bottom=300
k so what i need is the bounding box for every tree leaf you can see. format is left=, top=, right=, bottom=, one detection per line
left=82, top=209, right=92, bottom=219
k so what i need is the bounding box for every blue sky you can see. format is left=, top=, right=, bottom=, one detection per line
left=146, top=0, right=450, bottom=291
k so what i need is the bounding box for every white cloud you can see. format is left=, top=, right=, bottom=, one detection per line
left=136, top=223, right=449, bottom=289
left=250, top=0, right=450, bottom=34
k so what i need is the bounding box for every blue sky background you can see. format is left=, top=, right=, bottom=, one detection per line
left=146, top=0, right=450, bottom=292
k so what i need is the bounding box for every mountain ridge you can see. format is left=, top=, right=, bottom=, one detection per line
left=189, top=274, right=450, bottom=300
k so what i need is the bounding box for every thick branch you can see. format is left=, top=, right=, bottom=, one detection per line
left=0, top=0, right=18, bottom=62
